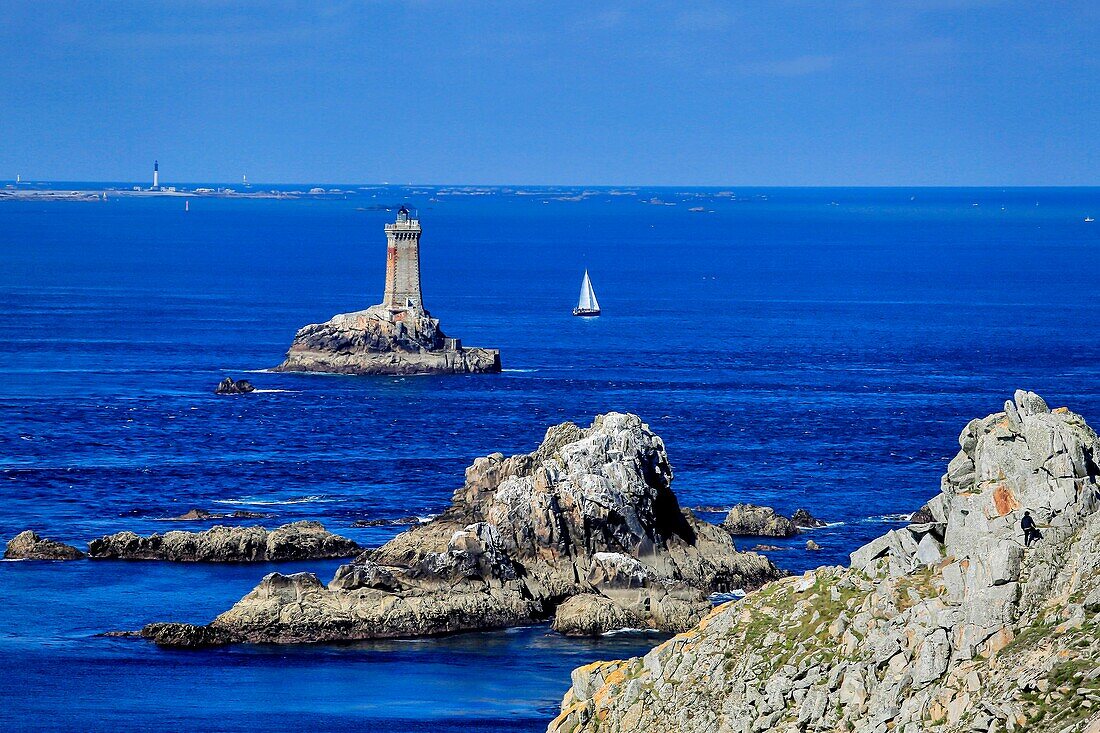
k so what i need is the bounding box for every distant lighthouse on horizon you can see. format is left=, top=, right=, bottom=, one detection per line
left=152, top=160, right=159, bottom=189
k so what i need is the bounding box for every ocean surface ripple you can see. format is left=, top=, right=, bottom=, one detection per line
left=2, top=185, right=1100, bottom=730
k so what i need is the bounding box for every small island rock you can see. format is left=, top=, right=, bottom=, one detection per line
left=271, top=209, right=500, bottom=376
left=273, top=306, right=500, bottom=376
left=214, top=378, right=255, bottom=395
left=791, top=508, right=827, bottom=528
left=4, top=530, right=85, bottom=560
left=721, top=504, right=798, bottom=537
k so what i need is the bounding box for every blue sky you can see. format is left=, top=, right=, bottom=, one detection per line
left=1, top=1, right=1097, bottom=185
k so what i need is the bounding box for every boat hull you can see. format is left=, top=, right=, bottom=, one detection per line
left=572, top=308, right=601, bottom=317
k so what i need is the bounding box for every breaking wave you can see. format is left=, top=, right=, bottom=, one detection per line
left=212, top=495, right=330, bottom=507
left=863, top=513, right=912, bottom=523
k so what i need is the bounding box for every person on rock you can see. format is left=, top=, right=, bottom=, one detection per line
left=1021, top=510, right=1042, bottom=547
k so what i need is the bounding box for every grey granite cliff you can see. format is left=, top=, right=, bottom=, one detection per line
left=140, top=413, right=779, bottom=646
left=548, top=392, right=1100, bottom=733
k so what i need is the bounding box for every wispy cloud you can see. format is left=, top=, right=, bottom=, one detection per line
left=737, top=54, right=835, bottom=78
left=675, top=8, right=735, bottom=32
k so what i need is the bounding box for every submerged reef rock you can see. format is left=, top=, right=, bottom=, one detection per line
left=272, top=304, right=500, bottom=375
left=214, top=377, right=254, bottom=395
left=548, top=391, right=1100, bottom=733
left=146, top=413, right=779, bottom=646
left=164, top=508, right=272, bottom=521
left=4, top=530, right=84, bottom=560
left=350, top=515, right=421, bottom=527
left=88, top=521, right=359, bottom=562
left=722, top=504, right=799, bottom=537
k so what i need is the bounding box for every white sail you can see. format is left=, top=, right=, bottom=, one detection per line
left=577, top=270, right=600, bottom=312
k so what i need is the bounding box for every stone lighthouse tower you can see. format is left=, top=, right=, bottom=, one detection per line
left=273, top=205, right=501, bottom=375
left=382, top=206, right=423, bottom=310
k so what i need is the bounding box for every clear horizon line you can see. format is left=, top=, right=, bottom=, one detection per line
left=6, top=179, right=1100, bottom=190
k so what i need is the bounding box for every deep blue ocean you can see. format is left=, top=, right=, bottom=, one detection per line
left=2, top=184, right=1100, bottom=731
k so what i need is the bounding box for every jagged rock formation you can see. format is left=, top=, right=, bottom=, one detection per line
left=722, top=504, right=799, bottom=537
left=549, top=392, right=1100, bottom=733
left=791, top=508, right=826, bottom=529
left=141, top=413, right=779, bottom=646
left=4, top=530, right=84, bottom=560
left=88, top=521, right=359, bottom=562
left=272, top=305, right=501, bottom=375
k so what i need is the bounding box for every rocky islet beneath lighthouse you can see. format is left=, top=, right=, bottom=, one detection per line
left=273, top=206, right=501, bottom=376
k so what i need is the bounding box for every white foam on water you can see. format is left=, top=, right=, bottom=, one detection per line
left=251, top=389, right=298, bottom=393
left=601, top=627, right=657, bottom=636
left=502, top=368, right=539, bottom=373
left=800, top=521, right=846, bottom=530
left=213, top=495, right=330, bottom=507
left=864, top=513, right=912, bottom=523
left=709, top=589, right=747, bottom=604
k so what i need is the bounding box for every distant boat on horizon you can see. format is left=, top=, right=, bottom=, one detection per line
left=573, top=270, right=601, bottom=317
left=1086, top=216, right=1095, bottom=223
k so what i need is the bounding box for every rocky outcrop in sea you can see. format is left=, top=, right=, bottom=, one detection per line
left=4, top=530, right=84, bottom=560
left=548, top=392, right=1100, bottom=733
left=141, top=413, right=780, bottom=646
left=88, top=520, right=359, bottom=562
left=722, top=504, right=800, bottom=537
left=272, top=305, right=501, bottom=376
left=214, top=377, right=254, bottom=395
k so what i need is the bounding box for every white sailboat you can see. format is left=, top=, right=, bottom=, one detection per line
left=573, top=270, right=601, bottom=317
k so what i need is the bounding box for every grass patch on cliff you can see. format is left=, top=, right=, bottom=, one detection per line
left=1018, top=656, right=1100, bottom=731
left=892, top=567, right=941, bottom=611
left=736, top=572, right=867, bottom=678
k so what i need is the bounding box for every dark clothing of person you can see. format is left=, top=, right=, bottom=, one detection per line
left=1021, top=514, right=1041, bottom=546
